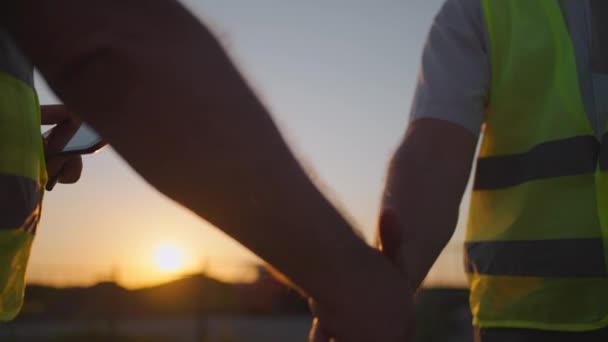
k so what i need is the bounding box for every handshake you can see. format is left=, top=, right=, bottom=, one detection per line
left=307, top=209, right=417, bottom=342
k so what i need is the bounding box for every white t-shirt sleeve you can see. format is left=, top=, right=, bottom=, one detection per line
left=409, top=0, right=489, bottom=136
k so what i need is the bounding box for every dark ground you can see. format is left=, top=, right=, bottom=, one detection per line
left=2, top=273, right=472, bottom=341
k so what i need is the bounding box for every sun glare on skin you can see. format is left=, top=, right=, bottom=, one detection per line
left=154, top=244, right=184, bottom=273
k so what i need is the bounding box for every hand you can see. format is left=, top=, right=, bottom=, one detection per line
left=42, top=105, right=83, bottom=191
left=377, top=208, right=411, bottom=282
left=308, top=209, right=416, bottom=342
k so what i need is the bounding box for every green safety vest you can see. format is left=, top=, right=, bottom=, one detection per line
left=466, top=0, right=608, bottom=331
left=0, top=35, right=46, bottom=320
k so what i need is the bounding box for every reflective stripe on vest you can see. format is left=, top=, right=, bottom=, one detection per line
left=475, top=136, right=599, bottom=190
left=467, top=0, right=608, bottom=331
left=0, top=174, right=40, bottom=232
left=475, top=134, right=608, bottom=190
left=466, top=238, right=606, bottom=277
left=0, top=32, right=46, bottom=321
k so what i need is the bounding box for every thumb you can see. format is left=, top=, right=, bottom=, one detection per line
left=379, top=208, right=417, bottom=340
left=309, top=318, right=332, bottom=342
left=378, top=207, right=403, bottom=264
left=307, top=299, right=331, bottom=342
left=378, top=207, right=414, bottom=286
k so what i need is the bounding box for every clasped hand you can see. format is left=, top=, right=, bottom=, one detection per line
left=308, top=209, right=416, bottom=342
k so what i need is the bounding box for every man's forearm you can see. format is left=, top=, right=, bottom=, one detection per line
left=6, top=0, right=396, bottom=308
left=381, top=119, right=477, bottom=290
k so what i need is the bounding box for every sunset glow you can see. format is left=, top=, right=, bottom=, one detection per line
left=154, top=244, right=184, bottom=273
left=28, top=0, right=466, bottom=290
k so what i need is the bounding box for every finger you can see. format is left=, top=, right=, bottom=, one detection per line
left=45, top=155, right=71, bottom=180
left=378, top=207, right=403, bottom=263
left=309, top=318, right=332, bottom=342
left=46, top=155, right=82, bottom=183
left=45, top=119, right=81, bottom=152
left=45, top=156, right=83, bottom=191
left=308, top=298, right=320, bottom=317
left=308, top=300, right=334, bottom=342
left=45, top=176, right=59, bottom=192
left=42, top=105, right=82, bottom=152
left=45, top=155, right=68, bottom=191
left=379, top=207, right=416, bottom=289
left=57, top=156, right=83, bottom=184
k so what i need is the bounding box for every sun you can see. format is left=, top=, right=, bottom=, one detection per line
left=153, top=244, right=184, bottom=273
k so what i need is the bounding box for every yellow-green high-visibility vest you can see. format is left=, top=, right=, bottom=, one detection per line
left=466, top=0, right=608, bottom=331
left=0, top=34, right=47, bottom=320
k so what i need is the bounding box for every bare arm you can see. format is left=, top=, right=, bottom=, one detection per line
left=3, top=0, right=413, bottom=324
left=381, top=119, right=478, bottom=290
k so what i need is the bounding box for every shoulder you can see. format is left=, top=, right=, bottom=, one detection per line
left=409, top=0, right=490, bottom=136
left=432, top=0, right=487, bottom=51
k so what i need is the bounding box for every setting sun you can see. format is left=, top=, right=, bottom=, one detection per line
left=154, top=244, right=184, bottom=273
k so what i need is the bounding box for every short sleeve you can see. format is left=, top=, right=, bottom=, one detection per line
left=409, top=0, right=490, bottom=136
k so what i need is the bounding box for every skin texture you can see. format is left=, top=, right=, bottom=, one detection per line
left=3, top=1, right=416, bottom=340
left=381, top=119, right=478, bottom=291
